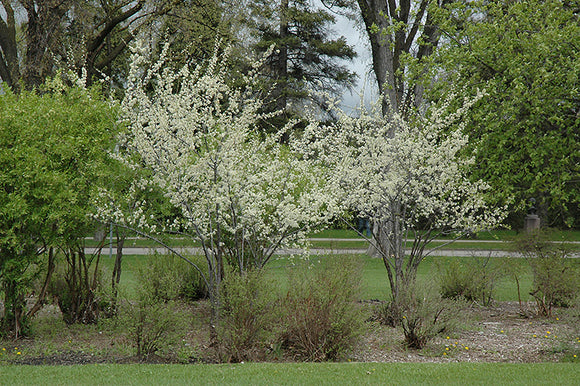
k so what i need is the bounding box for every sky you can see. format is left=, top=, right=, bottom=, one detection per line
left=328, top=7, right=380, bottom=112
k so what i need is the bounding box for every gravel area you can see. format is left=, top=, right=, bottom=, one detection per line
left=352, top=302, right=580, bottom=363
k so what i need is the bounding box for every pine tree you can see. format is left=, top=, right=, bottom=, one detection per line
left=250, top=0, right=357, bottom=122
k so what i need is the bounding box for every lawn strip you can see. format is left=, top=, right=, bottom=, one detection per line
left=0, top=363, right=578, bottom=385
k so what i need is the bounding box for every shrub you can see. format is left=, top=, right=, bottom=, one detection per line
left=122, top=295, right=185, bottom=359
left=0, top=258, right=42, bottom=337
left=0, top=277, right=31, bottom=338
left=438, top=256, right=502, bottom=306
left=48, top=254, right=104, bottom=325
left=279, top=255, right=364, bottom=361
left=397, top=283, right=462, bottom=349
left=217, top=270, right=277, bottom=362
left=138, top=253, right=207, bottom=303
left=515, top=231, right=580, bottom=317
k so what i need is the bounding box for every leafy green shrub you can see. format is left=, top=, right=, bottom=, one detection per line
left=438, top=257, right=502, bottom=306
left=48, top=254, right=104, bottom=325
left=217, top=271, right=277, bottom=362
left=0, top=258, right=42, bottom=338
left=138, top=253, right=207, bottom=302
left=279, top=256, right=364, bottom=361
left=397, top=283, right=462, bottom=349
left=0, top=277, right=31, bottom=338
left=515, top=232, right=580, bottom=317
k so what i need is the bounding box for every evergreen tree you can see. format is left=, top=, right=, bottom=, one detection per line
left=250, top=0, right=357, bottom=122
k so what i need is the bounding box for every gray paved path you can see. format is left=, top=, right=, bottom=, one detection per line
left=310, top=238, right=580, bottom=244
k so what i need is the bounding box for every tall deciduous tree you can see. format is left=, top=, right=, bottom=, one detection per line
left=354, top=0, right=450, bottom=117
left=154, top=0, right=235, bottom=67
left=431, top=0, right=580, bottom=227
left=0, top=0, right=174, bottom=90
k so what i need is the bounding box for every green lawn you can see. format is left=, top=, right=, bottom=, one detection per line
left=1, top=363, right=579, bottom=385
left=84, top=237, right=201, bottom=249
left=85, top=228, right=580, bottom=250
left=90, top=238, right=520, bottom=251
left=232, top=254, right=538, bottom=302
left=101, top=253, right=544, bottom=302
left=308, top=239, right=546, bottom=251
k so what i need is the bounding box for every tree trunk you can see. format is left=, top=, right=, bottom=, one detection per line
left=0, top=0, right=20, bottom=90
left=1, top=279, right=26, bottom=339
left=356, top=0, right=445, bottom=117
left=111, top=231, right=125, bottom=314
left=357, top=0, right=446, bottom=303
left=27, top=247, right=56, bottom=318
left=21, top=1, right=68, bottom=89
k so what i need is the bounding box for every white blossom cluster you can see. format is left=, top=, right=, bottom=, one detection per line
left=297, top=91, right=506, bottom=244
left=120, top=41, right=339, bottom=273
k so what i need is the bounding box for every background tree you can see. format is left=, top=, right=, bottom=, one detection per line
left=0, top=0, right=175, bottom=91
left=250, top=0, right=357, bottom=123
left=352, top=0, right=450, bottom=117
left=154, top=0, right=236, bottom=67
left=430, top=0, right=580, bottom=227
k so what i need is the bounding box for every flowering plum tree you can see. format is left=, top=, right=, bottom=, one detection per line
left=299, top=91, right=505, bottom=305
left=117, top=42, right=338, bottom=333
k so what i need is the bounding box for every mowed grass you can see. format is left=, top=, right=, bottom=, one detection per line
left=91, top=238, right=522, bottom=251
left=308, top=240, right=580, bottom=251
left=107, top=253, right=542, bottom=302
left=262, top=254, right=541, bottom=302
left=1, top=363, right=579, bottom=385
left=86, top=228, right=580, bottom=250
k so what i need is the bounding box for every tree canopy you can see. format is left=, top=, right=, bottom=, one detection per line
left=431, top=0, right=580, bottom=227
left=0, top=0, right=174, bottom=90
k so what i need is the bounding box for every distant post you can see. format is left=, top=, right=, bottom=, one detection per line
left=524, top=198, right=540, bottom=233
left=94, top=224, right=105, bottom=242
